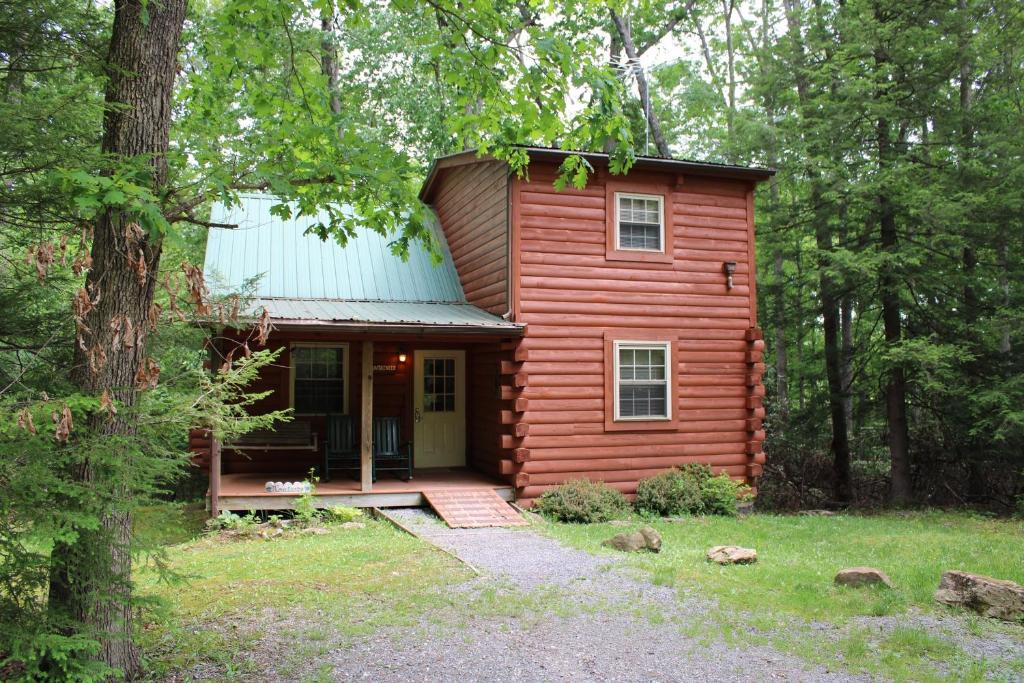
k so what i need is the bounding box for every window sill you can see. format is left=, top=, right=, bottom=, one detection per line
left=604, top=418, right=679, bottom=432
left=604, top=248, right=673, bottom=264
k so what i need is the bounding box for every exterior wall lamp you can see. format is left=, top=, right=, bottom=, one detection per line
left=723, top=261, right=737, bottom=290
left=397, top=345, right=408, bottom=364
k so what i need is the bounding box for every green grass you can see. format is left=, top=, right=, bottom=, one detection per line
left=135, top=515, right=483, bottom=680
left=540, top=511, right=1024, bottom=681
left=134, top=505, right=1023, bottom=681
left=134, top=511, right=590, bottom=681
left=134, top=501, right=208, bottom=547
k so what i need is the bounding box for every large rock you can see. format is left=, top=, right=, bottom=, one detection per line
left=639, top=526, right=662, bottom=552
left=602, top=527, right=662, bottom=553
left=707, top=545, right=757, bottom=565
left=934, top=570, right=1024, bottom=621
left=835, top=567, right=892, bottom=588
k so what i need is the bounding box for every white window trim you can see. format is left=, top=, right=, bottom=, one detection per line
left=614, top=192, right=665, bottom=253
left=613, top=340, right=672, bottom=421
left=290, top=342, right=349, bottom=416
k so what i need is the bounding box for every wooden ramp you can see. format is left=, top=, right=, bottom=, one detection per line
left=422, top=488, right=529, bottom=528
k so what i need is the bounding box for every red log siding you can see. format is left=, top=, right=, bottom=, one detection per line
left=431, top=160, right=509, bottom=314
left=509, top=162, right=766, bottom=505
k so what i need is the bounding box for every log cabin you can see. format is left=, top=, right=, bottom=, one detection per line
left=190, top=147, right=774, bottom=518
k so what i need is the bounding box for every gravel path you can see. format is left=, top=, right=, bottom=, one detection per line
left=320, top=509, right=867, bottom=682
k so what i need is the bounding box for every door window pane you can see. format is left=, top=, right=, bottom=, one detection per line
left=424, top=357, right=456, bottom=413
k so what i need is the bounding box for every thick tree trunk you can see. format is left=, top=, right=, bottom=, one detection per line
left=877, top=112, right=912, bottom=505
left=47, top=0, right=186, bottom=678
left=814, top=189, right=852, bottom=503
left=840, top=294, right=854, bottom=429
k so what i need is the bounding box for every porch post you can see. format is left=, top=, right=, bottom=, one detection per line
left=360, top=340, right=373, bottom=492
left=210, top=435, right=222, bottom=518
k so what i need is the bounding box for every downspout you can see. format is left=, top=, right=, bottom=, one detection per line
left=501, top=165, right=514, bottom=321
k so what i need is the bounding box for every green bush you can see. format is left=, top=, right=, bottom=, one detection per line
left=535, top=479, right=630, bottom=523
left=326, top=506, right=363, bottom=523
left=701, top=472, right=752, bottom=516
left=635, top=464, right=751, bottom=517
left=635, top=464, right=709, bottom=516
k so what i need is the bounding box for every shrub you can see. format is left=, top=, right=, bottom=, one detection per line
left=635, top=464, right=752, bottom=517
left=326, top=506, right=363, bottom=523
left=206, top=509, right=257, bottom=531
left=535, top=479, right=630, bottom=523
left=293, top=470, right=323, bottom=526
left=635, top=465, right=708, bottom=516
left=701, top=473, right=753, bottom=516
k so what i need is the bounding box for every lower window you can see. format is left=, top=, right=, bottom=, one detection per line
left=615, top=341, right=671, bottom=420
left=292, top=345, right=347, bottom=414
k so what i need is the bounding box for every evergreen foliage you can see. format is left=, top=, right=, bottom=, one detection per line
left=535, top=480, right=632, bottom=523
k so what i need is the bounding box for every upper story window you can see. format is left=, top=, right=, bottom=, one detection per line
left=615, top=193, right=664, bottom=252
left=292, top=344, right=347, bottom=414
left=605, top=182, right=672, bottom=264
left=614, top=341, right=671, bottom=420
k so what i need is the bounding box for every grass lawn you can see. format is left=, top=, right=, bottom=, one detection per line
left=541, top=511, right=1024, bottom=682
left=134, top=509, right=491, bottom=681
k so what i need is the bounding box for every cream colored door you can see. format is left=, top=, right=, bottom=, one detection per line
left=413, top=350, right=466, bottom=468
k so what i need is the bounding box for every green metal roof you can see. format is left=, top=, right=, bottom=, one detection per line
left=203, top=194, right=519, bottom=332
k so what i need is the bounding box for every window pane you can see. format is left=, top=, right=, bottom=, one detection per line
left=618, top=223, right=661, bottom=250
left=423, top=356, right=457, bottom=413
left=616, top=343, right=669, bottom=419
left=618, top=383, right=667, bottom=418
left=293, top=347, right=345, bottom=413
left=618, top=195, right=661, bottom=251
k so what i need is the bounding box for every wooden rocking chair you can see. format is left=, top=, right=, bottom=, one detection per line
left=322, top=414, right=358, bottom=481
left=372, top=416, right=412, bottom=482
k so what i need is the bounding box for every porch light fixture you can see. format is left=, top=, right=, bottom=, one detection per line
left=397, top=345, right=408, bottom=364
left=723, top=261, right=737, bottom=290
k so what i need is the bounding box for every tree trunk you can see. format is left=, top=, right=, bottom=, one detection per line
left=840, top=294, right=854, bottom=429
left=47, top=0, right=186, bottom=678
left=783, top=0, right=851, bottom=501
left=321, top=10, right=342, bottom=116
left=877, top=112, right=912, bottom=505
left=722, top=0, right=737, bottom=146
left=609, top=10, right=671, bottom=157
left=814, top=190, right=853, bottom=503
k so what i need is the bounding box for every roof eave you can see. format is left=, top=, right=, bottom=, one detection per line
left=270, top=319, right=526, bottom=336
left=418, top=147, right=776, bottom=201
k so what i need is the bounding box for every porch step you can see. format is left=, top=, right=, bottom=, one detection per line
left=422, top=488, right=529, bottom=528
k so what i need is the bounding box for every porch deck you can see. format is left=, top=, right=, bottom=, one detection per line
left=216, top=468, right=514, bottom=511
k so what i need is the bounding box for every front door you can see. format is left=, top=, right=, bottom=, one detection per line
left=413, top=350, right=466, bottom=468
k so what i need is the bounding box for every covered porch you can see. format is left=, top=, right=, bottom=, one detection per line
left=202, top=329, right=526, bottom=516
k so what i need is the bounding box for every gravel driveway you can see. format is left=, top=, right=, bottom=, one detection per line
left=320, top=509, right=866, bottom=682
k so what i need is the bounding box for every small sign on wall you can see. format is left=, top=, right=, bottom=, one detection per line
left=373, top=364, right=398, bottom=375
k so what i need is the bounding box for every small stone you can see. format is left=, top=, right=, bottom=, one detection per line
left=340, top=521, right=365, bottom=530
left=639, top=526, right=662, bottom=552
left=602, top=532, right=648, bottom=552
left=608, top=520, right=631, bottom=527
left=934, top=570, right=1024, bottom=622
left=835, top=567, right=892, bottom=588
left=706, top=545, right=757, bottom=565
